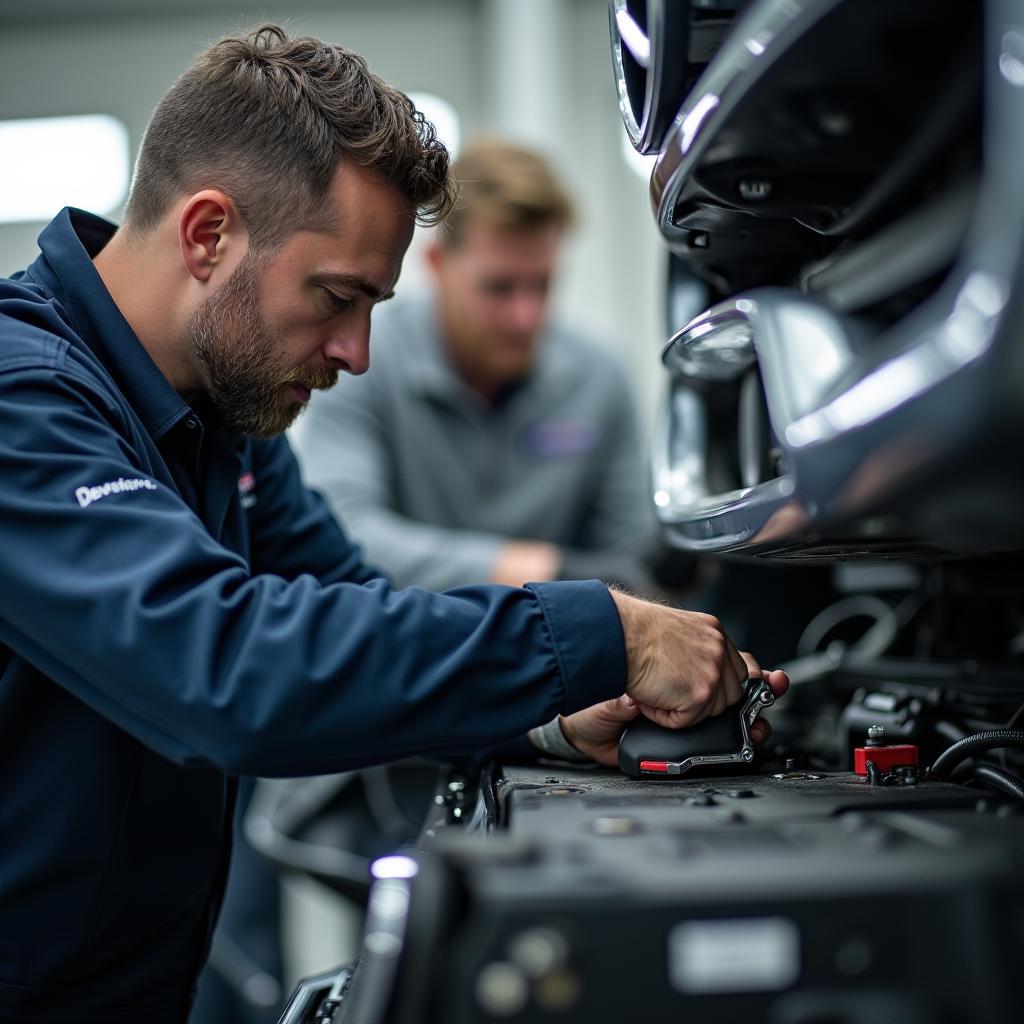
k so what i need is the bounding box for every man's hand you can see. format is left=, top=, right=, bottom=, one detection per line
left=560, top=669, right=789, bottom=767
left=610, top=589, right=753, bottom=728
left=558, top=695, right=641, bottom=766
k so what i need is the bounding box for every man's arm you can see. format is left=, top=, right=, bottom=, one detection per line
left=1, top=363, right=766, bottom=777
left=243, top=434, right=725, bottom=769
left=0, top=363, right=626, bottom=776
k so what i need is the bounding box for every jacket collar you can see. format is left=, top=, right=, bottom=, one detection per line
left=26, top=207, right=191, bottom=441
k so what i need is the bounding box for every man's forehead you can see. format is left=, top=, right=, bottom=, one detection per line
left=328, top=162, right=416, bottom=224
left=303, top=162, right=414, bottom=253
left=453, top=219, right=562, bottom=257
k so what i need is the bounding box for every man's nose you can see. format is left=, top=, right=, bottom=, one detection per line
left=322, top=323, right=371, bottom=376
left=506, top=290, right=545, bottom=333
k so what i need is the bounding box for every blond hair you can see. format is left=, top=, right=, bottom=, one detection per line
left=442, top=140, right=574, bottom=247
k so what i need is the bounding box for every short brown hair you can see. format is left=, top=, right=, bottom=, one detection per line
left=442, top=139, right=574, bottom=248
left=125, top=24, right=456, bottom=247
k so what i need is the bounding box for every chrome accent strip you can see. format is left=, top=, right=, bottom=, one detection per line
left=608, top=0, right=645, bottom=145
left=616, top=6, right=650, bottom=68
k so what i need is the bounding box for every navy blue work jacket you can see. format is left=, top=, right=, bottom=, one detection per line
left=0, top=209, right=627, bottom=1023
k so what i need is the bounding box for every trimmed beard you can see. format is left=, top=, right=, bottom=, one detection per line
left=187, top=252, right=337, bottom=437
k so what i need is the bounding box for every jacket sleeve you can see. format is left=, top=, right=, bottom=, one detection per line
left=0, top=360, right=627, bottom=776
left=293, top=374, right=505, bottom=590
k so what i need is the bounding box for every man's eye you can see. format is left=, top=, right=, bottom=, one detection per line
left=481, top=280, right=514, bottom=298
left=323, top=289, right=355, bottom=313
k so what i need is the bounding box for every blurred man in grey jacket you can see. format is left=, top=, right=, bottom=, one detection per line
left=294, top=140, right=660, bottom=591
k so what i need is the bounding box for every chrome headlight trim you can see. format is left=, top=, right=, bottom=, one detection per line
left=609, top=0, right=710, bottom=156
left=608, top=0, right=647, bottom=147
left=651, top=264, right=1013, bottom=551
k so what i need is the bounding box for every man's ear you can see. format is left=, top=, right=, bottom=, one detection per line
left=179, top=190, right=248, bottom=283
left=424, top=239, right=448, bottom=280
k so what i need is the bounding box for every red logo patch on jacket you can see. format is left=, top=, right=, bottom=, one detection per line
left=237, top=471, right=258, bottom=509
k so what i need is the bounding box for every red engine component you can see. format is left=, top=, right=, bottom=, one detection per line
left=854, top=743, right=919, bottom=777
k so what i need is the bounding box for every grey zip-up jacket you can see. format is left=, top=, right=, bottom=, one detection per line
left=293, top=295, right=656, bottom=590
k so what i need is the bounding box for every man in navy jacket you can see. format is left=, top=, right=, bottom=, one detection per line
left=0, top=25, right=786, bottom=1023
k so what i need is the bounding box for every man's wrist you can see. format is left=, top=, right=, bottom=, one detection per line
left=608, top=587, right=652, bottom=698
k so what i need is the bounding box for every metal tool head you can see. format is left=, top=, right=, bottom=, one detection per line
left=618, top=676, right=775, bottom=778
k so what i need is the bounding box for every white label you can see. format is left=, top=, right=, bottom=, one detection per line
left=668, top=917, right=800, bottom=994
left=74, top=477, right=158, bottom=508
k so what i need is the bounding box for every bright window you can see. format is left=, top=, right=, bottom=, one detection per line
left=0, top=114, right=130, bottom=224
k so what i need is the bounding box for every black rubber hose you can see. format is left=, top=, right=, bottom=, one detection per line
left=954, top=764, right=1024, bottom=803
left=930, top=730, right=1024, bottom=781
left=975, top=765, right=1024, bottom=802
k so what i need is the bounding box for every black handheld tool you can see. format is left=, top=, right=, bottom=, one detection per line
left=618, top=677, right=775, bottom=778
